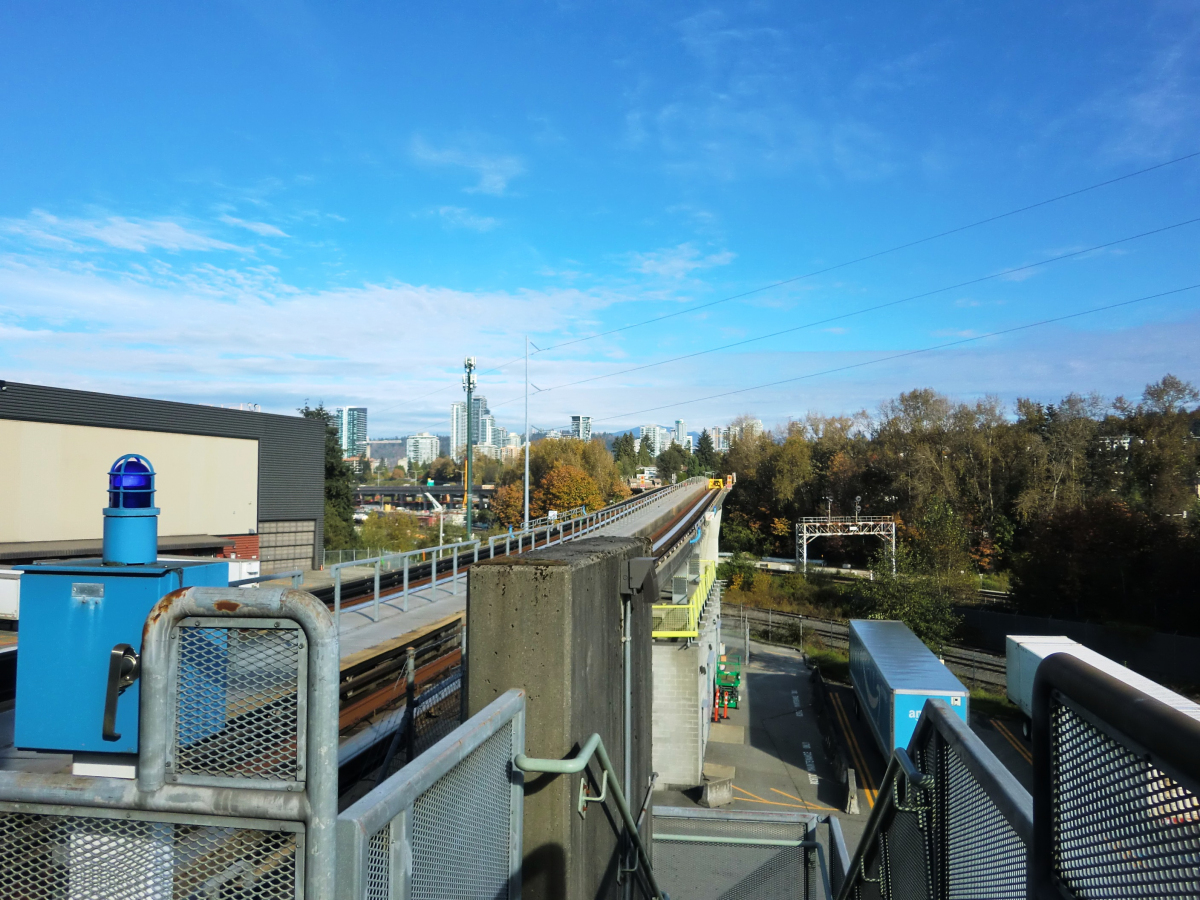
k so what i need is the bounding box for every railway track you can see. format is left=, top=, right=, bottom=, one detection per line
left=336, top=481, right=724, bottom=790
left=317, top=482, right=700, bottom=613
left=728, top=603, right=1008, bottom=689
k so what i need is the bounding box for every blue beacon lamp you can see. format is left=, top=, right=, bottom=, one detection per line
left=103, top=454, right=159, bottom=564
left=14, top=454, right=229, bottom=754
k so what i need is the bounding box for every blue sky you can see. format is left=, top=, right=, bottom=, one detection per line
left=2, top=2, right=1199, bottom=437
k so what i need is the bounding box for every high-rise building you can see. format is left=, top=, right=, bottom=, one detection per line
left=674, top=419, right=690, bottom=450
left=406, top=433, right=441, bottom=467
left=570, top=415, right=592, bottom=442
left=638, top=424, right=673, bottom=457
left=450, top=396, right=490, bottom=459
left=335, top=407, right=368, bottom=458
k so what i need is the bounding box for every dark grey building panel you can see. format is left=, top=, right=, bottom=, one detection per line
left=0, top=381, right=325, bottom=555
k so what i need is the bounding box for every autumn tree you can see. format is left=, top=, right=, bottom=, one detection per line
left=490, top=482, right=526, bottom=527
left=533, top=463, right=604, bottom=516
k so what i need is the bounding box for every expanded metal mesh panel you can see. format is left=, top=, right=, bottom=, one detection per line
left=366, top=822, right=391, bottom=900
left=653, top=840, right=808, bottom=900
left=409, top=721, right=514, bottom=899
left=944, top=749, right=1026, bottom=899
left=1051, top=699, right=1200, bottom=899
left=0, top=810, right=298, bottom=899
left=884, top=809, right=929, bottom=900
left=174, top=625, right=304, bottom=781
left=652, top=604, right=695, bottom=634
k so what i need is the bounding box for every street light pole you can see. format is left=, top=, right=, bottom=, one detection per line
left=524, top=335, right=530, bottom=531
left=462, top=356, right=477, bottom=539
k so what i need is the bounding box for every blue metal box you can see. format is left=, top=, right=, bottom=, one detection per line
left=14, top=558, right=228, bottom=753
left=848, top=619, right=969, bottom=757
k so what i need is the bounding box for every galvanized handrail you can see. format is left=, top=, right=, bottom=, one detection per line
left=1031, top=652, right=1200, bottom=900
left=229, top=568, right=304, bottom=588
left=516, top=733, right=668, bottom=900
left=329, top=538, right=481, bottom=626
left=336, top=689, right=526, bottom=900
left=139, top=585, right=341, bottom=898
left=837, top=698, right=1032, bottom=900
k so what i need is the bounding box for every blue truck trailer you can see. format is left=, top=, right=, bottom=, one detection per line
left=849, top=620, right=970, bottom=757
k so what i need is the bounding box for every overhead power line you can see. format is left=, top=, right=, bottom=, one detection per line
left=484, top=214, right=1200, bottom=411
left=527, top=150, right=1200, bottom=356
left=374, top=149, right=1200, bottom=419
left=591, top=283, right=1200, bottom=423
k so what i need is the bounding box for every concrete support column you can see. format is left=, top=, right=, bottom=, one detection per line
left=467, top=536, right=654, bottom=900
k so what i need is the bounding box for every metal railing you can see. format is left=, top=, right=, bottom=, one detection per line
left=1031, top=653, right=1200, bottom=899
left=516, top=731, right=666, bottom=899
left=230, top=568, right=304, bottom=588
left=652, top=559, right=718, bottom=638
left=0, top=586, right=340, bottom=898
left=328, top=539, right=481, bottom=626
left=336, top=689, right=526, bottom=900
left=837, top=698, right=1032, bottom=900
left=652, top=807, right=842, bottom=900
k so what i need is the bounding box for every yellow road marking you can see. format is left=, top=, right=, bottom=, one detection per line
left=732, top=785, right=813, bottom=810
left=769, top=787, right=838, bottom=812
left=830, top=692, right=877, bottom=807
left=991, top=717, right=1033, bottom=765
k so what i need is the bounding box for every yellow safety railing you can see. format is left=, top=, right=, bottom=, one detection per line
left=652, top=560, right=717, bottom=638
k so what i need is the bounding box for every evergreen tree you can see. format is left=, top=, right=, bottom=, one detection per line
left=299, top=402, right=357, bottom=548
left=696, top=430, right=717, bottom=470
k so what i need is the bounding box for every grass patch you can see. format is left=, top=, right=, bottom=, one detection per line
left=804, top=636, right=850, bottom=684
left=970, top=687, right=1019, bottom=719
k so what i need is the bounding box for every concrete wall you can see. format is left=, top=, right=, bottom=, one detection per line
left=651, top=606, right=720, bottom=789
left=467, top=536, right=654, bottom=900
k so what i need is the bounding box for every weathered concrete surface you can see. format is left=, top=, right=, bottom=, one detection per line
left=467, top=536, right=653, bottom=900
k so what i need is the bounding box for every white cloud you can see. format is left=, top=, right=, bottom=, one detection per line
left=218, top=215, right=290, bottom=238
left=434, top=206, right=498, bottom=232
left=628, top=243, right=736, bottom=279
left=1, top=211, right=246, bottom=253
left=411, top=137, right=525, bottom=196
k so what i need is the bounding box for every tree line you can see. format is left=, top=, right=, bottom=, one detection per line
left=716, top=375, right=1200, bottom=637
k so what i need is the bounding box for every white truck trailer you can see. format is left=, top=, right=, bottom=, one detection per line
left=1006, top=635, right=1200, bottom=736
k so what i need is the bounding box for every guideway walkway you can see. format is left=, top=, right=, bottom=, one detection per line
left=654, top=634, right=873, bottom=853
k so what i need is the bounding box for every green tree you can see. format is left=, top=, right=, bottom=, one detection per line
left=299, top=402, right=357, bottom=548
left=695, top=429, right=717, bottom=470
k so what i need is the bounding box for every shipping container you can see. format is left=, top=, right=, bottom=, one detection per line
left=1006, top=635, right=1200, bottom=736
left=849, top=620, right=970, bottom=757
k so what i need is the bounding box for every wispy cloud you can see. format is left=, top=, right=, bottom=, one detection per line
left=218, top=214, right=289, bottom=238
left=0, top=211, right=247, bottom=253
left=411, top=137, right=525, bottom=196
left=434, top=206, right=498, bottom=232
left=627, top=243, right=735, bottom=279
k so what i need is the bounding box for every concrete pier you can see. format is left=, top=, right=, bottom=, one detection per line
left=467, top=536, right=654, bottom=900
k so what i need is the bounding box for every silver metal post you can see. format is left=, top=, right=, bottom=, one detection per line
left=403, top=556, right=410, bottom=612
left=453, top=546, right=459, bottom=596
left=334, top=567, right=342, bottom=629
left=373, top=558, right=381, bottom=622
left=474, top=542, right=479, bottom=564
left=524, top=334, right=530, bottom=530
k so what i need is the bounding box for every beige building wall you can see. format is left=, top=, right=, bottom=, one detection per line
left=0, top=420, right=257, bottom=543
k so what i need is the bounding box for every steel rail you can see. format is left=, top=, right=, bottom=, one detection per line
left=516, top=733, right=668, bottom=900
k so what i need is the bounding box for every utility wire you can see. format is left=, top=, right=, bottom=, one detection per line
left=591, top=283, right=1200, bottom=423
left=485, top=214, right=1200, bottom=410
left=528, top=150, right=1200, bottom=355
left=374, top=149, right=1200, bottom=417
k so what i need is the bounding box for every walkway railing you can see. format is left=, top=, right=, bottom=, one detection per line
left=1031, top=653, right=1200, bottom=899
left=652, top=558, right=717, bottom=638
left=328, top=539, right=481, bottom=626
left=837, top=698, right=1032, bottom=900
left=336, top=689, right=526, bottom=900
